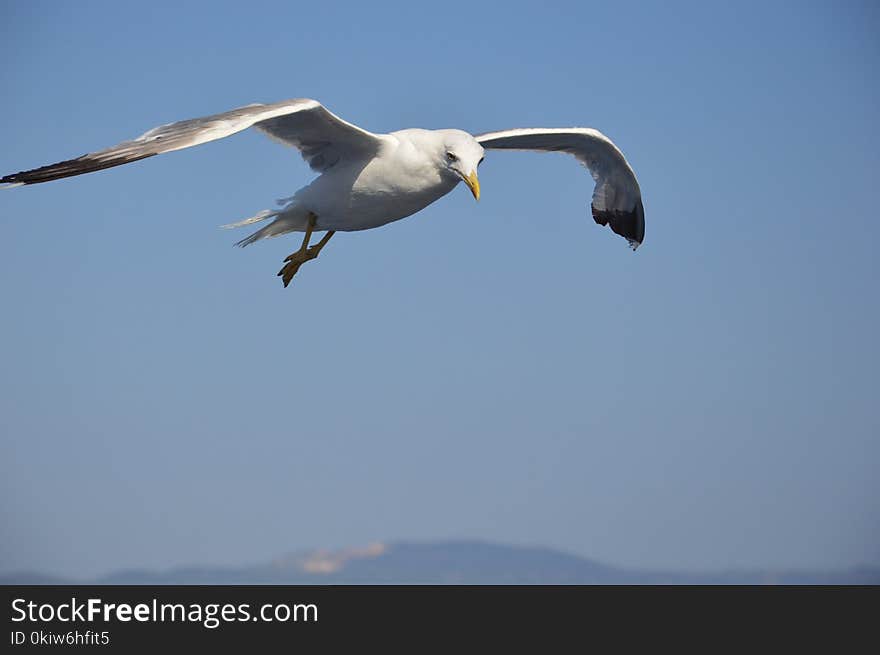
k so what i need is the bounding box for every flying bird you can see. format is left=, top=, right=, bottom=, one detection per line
left=1, top=99, right=645, bottom=287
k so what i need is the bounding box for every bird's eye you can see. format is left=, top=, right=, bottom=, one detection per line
left=446, top=152, right=458, bottom=162
left=478, top=156, right=484, bottom=166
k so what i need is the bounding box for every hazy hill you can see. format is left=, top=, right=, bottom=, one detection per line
left=3, top=541, right=878, bottom=585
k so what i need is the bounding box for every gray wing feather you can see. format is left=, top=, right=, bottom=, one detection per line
left=252, top=101, right=385, bottom=172
left=476, top=128, right=645, bottom=250
left=1, top=99, right=385, bottom=185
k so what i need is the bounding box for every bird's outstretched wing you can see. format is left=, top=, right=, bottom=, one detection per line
left=1, top=99, right=387, bottom=186
left=475, top=128, right=645, bottom=250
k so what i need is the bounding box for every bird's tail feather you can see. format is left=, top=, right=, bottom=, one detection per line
left=225, top=204, right=311, bottom=247
left=221, top=209, right=278, bottom=230
left=234, top=213, right=308, bottom=247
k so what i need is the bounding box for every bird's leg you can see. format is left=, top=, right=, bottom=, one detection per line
left=276, top=214, right=315, bottom=287
left=277, top=213, right=335, bottom=287
left=307, top=229, right=335, bottom=258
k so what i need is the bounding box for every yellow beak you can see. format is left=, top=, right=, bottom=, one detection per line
left=462, top=170, right=480, bottom=201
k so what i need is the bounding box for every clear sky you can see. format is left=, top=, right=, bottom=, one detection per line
left=1, top=0, right=877, bottom=578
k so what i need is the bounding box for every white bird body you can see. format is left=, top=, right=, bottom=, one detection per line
left=2, top=98, right=645, bottom=285
left=283, top=129, right=464, bottom=233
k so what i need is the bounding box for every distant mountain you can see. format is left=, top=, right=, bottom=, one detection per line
left=3, top=541, right=878, bottom=585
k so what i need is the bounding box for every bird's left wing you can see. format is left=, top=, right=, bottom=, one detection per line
left=1, top=98, right=387, bottom=186
left=475, top=128, right=645, bottom=250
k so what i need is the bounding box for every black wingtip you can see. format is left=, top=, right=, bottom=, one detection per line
left=1, top=152, right=156, bottom=186
left=1, top=173, right=26, bottom=187
left=592, top=198, right=645, bottom=250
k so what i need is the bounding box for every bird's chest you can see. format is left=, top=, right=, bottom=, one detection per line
left=301, top=144, right=457, bottom=231
left=358, top=150, right=444, bottom=194
left=348, top=155, right=454, bottom=218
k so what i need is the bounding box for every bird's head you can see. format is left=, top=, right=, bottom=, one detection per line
left=437, top=130, right=484, bottom=201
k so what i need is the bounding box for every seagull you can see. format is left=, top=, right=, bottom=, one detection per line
left=1, top=99, right=645, bottom=287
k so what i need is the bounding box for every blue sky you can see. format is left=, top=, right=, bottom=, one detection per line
left=1, top=0, right=877, bottom=578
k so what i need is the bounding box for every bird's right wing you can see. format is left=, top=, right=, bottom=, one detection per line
left=1, top=98, right=388, bottom=187
left=476, top=128, right=645, bottom=250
